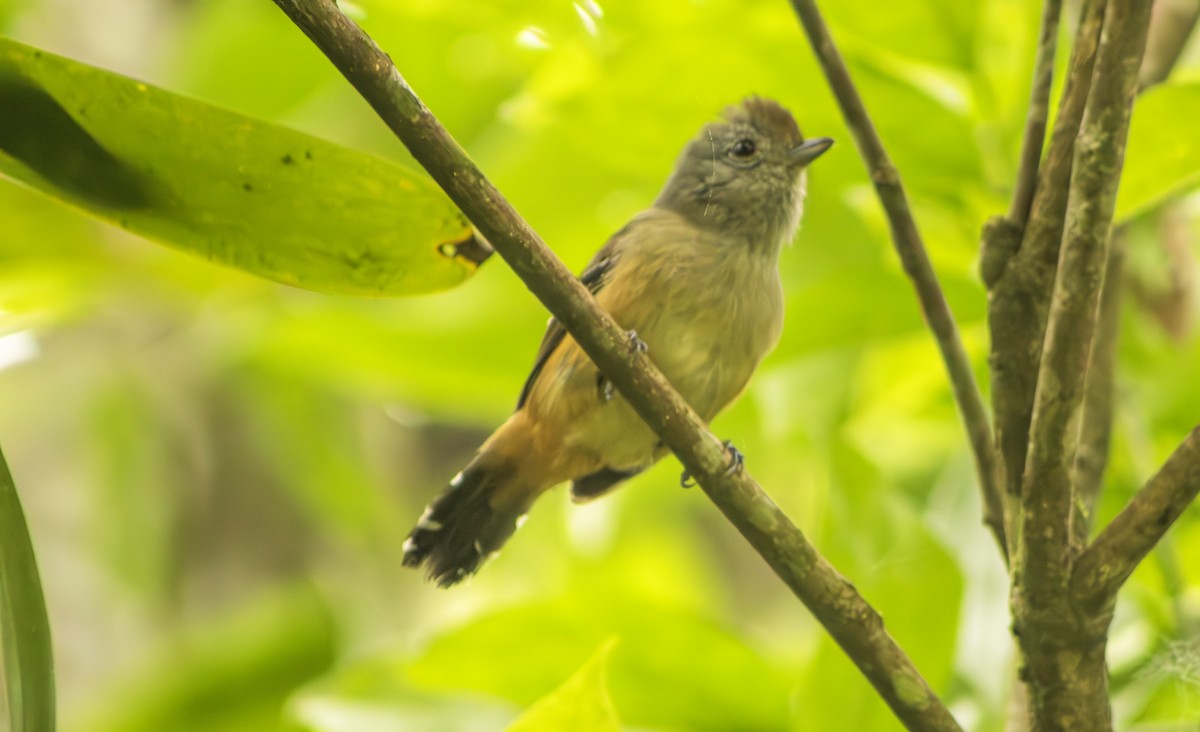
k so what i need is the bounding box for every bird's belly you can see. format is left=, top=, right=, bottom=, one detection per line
left=563, top=398, right=658, bottom=469
left=542, top=243, right=784, bottom=474
left=652, top=277, right=783, bottom=405
left=561, top=303, right=773, bottom=470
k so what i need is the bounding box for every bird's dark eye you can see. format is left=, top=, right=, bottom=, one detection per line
left=730, top=139, right=757, bottom=158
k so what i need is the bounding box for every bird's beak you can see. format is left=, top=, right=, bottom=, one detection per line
left=788, top=137, right=834, bottom=167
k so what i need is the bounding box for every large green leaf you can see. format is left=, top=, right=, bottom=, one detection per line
left=0, top=444, right=54, bottom=732
left=406, top=601, right=793, bottom=731
left=0, top=37, right=489, bottom=296
left=505, top=639, right=620, bottom=732
left=1118, top=81, right=1200, bottom=221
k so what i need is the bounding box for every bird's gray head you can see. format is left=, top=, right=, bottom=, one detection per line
left=655, top=98, right=832, bottom=252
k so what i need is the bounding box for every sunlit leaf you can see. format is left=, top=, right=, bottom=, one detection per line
left=0, top=37, right=489, bottom=297
left=1118, top=81, right=1200, bottom=221
left=505, top=638, right=620, bottom=732
left=0, top=444, right=55, bottom=732
left=407, top=601, right=793, bottom=731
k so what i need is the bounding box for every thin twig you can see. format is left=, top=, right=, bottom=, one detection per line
left=1140, top=0, right=1200, bottom=90
left=1071, top=244, right=1124, bottom=544
left=269, top=1, right=963, bottom=729
left=786, top=0, right=1004, bottom=557
left=1073, top=427, right=1200, bottom=609
left=1009, top=0, right=1064, bottom=226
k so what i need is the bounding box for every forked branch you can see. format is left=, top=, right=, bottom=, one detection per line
left=1074, top=428, right=1200, bottom=610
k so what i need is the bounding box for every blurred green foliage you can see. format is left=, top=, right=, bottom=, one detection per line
left=1, top=0, right=1200, bottom=730
left=503, top=638, right=620, bottom=732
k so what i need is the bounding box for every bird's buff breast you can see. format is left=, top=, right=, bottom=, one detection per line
left=537, top=241, right=784, bottom=471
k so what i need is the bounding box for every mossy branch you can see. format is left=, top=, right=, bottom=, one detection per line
left=1011, top=0, right=1153, bottom=727
left=1074, top=428, right=1200, bottom=610
left=986, top=0, right=1108, bottom=548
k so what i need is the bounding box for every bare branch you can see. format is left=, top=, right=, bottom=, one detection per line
left=1140, top=0, right=1200, bottom=90
left=1009, top=0, right=1064, bottom=226
left=1070, top=244, right=1124, bottom=542
left=268, top=1, right=963, bottom=728
left=786, top=0, right=1004, bottom=556
left=1074, top=427, right=1200, bottom=609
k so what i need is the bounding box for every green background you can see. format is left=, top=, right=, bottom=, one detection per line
left=2, top=0, right=1200, bottom=729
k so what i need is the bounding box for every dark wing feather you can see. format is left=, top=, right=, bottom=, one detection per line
left=515, top=225, right=629, bottom=409
left=570, top=465, right=644, bottom=500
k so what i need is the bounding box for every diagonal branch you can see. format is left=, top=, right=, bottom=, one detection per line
left=786, top=0, right=1004, bottom=557
left=1073, top=427, right=1200, bottom=610
left=269, top=1, right=962, bottom=728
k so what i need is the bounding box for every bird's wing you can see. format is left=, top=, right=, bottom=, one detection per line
left=515, top=224, right=629, bottom=410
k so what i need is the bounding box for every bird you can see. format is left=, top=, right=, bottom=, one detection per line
left=402, top=97, right=832, bottom=586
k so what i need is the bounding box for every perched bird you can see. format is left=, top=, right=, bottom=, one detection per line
left=403, top=98, right=832, bottom=586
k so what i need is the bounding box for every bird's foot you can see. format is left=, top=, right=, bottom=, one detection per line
left=722, top=440, right=744, bottom=476
left=679, top=440, right=744, bottom=488
left=627, top=329, right=648, bottom=354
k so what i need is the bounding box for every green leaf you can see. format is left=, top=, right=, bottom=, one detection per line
left=406, top=601, right=793, bottom=731
left=0, top=444, right=55, bottom=732
left=505, top=638, right=620, bottom=732
left=0, top=37, right=489, bottom=297
left=1117, top=81, right=1200, bottom=221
